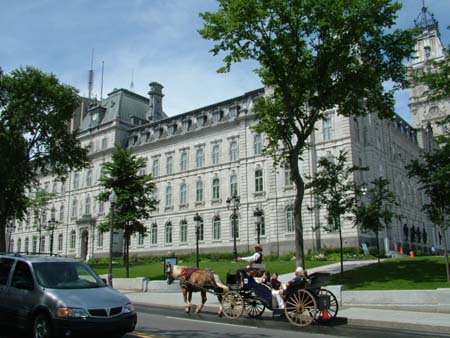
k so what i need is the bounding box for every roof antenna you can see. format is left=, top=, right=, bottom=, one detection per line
left=88, top=49, right=94, bottom=100
left=100, top=61, right=104, bottom=104
left=130, top=69, right=135, bottom=92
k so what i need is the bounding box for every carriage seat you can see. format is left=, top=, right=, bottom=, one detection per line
left=248, top=263, right=266, bottom=277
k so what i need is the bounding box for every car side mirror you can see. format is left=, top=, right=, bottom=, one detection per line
left=15, top=280, right=34, bottom=291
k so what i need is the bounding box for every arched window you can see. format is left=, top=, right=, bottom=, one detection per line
left=71, top=199, right=78, bottom=218
left=86, top=169, right=93, bottom=186
left=17, top=238, right=22, bottom=252
left=97, top=230, right=103, bottom=247
left=180, top=152, right=188, bottom=171
left=85, top=196, right=91, bottom=216
left=196, top=148, right=204, bottom=168
left=165, top=185, right=172, bottom=208
left=138, top=233, right=144, bottom=246
left=59, top=205, right=64, bottom=223
left=165, top=222, right=173, bottom=244
left=180, top=183, right=187, bottom=206
left=24, top=237, right=29, bottom=253
left=57, top=234, right=63, bottom=251
left=212, top=177, right=220, bottom=200
left=322, top=113, right=334, bottom=141
left=166, top=156, right=173, bottom=175
left=230, top=175, right=238, bottom=196
left=73, top=172, right=80, bottom=190
left=212, top=144, right=220, bottom=165
left=40, top=237, right=45, bottom=252
left=229, top=141, right=238, bottom=161
left=32, top=237, right=37, bottom=252
left=180, top=220, right=187, bottom=243
left=213, top=217, right=221, bottom=240
left=284, top=163, right=293, bottom=186
left=231, top=215, right=239, bottom=239
left=151, top=223, right=158, bottom=245
left=286, top=207, right=295, bottom=233
left=70, top=230, right=76, bottom=249
left=196, top=179, right=204, bottom=202
left=254, top=134, right=262, bottom=155
left=152, top=159, right=159, bottom=177
left=255, top=169, right=264, bottom=192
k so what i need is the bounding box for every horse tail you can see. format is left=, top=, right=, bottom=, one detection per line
left=212, top=273, right=229, bottom=293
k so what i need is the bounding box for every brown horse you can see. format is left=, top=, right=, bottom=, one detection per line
left=166, top=264, right=229, bottom=315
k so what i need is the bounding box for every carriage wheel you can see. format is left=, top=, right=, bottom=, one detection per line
left=221, top=291, right=244, bottom=320
left=245, top=296, right=265, bottom=317
left=284, top=289, right=317, bottom=327
left=316, top=288, right=338, bottom=322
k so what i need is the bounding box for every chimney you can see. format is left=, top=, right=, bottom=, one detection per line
left=147, top=82, right=164, bottom=121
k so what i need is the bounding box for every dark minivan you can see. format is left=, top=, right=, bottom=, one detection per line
left=0, top=253, right=137, bottom=338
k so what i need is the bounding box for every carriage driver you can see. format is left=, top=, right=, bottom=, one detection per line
left=237, top=243, right=263, bottom=269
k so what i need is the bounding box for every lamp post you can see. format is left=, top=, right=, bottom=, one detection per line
left=226, top=193, right=240, bottom=262
left=108, top=190, right=117, bottom=287
left=46, top=214, right=59, bottom=256
left=193, top=213, right=201, bottom=268
left=253, top=207, right=263, bottom=244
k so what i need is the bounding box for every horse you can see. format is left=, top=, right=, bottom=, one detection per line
left=165, top=263, right=229, bottom=315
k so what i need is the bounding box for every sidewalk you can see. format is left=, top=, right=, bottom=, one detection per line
left=117, top=260, right=450, bottom=335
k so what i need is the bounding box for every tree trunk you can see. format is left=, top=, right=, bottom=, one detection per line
left=338, top=217, right=343, bottom=277
left=0, top=214, right=6, bottom=253
left=125, top=236, right=130, bottom=279
left=441, top=224, right=450, bottom=283
left=376, top=230, right=381, bottom=264
left=291, top=151, right=305, bottom=268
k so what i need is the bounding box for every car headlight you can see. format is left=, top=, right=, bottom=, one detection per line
left=56, top=307, right=89, bottom=318
left=123, top=302, right=135, bottom=313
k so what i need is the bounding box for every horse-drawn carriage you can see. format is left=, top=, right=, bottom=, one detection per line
left=221, top=270, right=338, bottom=327
left=165, top=264, right=338, bottom=328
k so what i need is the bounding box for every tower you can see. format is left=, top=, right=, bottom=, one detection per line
left=408, top=2, right=449, bottom=136
left=147, top=82, right=164, bottom=122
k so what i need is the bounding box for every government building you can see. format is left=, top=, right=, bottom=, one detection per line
left=7, top=6, right=449, bottom=260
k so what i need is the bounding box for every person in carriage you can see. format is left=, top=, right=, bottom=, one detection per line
left=272, top=266, right=308, bottom=309
left=236, top=243, right=264, bottom=283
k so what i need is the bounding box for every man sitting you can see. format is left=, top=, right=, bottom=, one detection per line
left=236, top=244, right=264, bottom=283
left=272, top=267, right=307, bottom=309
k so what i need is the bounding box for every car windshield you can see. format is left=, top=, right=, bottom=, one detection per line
left=33, top=261, right=106, bottom=289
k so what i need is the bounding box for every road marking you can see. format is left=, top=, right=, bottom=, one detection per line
left=130, top=332, right=166, bottom=338
left=164, top=316, right=259, bottom=329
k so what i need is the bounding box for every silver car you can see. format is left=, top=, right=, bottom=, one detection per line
left=0, top=254, right=137, bottom=338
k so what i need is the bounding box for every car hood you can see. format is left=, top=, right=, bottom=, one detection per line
left=46, top=287, right=130, bottom=309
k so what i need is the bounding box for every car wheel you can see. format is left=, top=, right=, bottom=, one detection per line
left=33, top=313, right=53, bottom=338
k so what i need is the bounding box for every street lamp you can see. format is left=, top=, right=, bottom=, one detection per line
left=226, top=193, right=240, bottom=262
left=108, top=190, right=117, bottom=287
left=46, top=214, right=59, bottom=256
left=253, top=207, right=263, bottom=244
left=193, top=213, right=202, bottom=268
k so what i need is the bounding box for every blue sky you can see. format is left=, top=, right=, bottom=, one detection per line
left=1, top=0, right=449, bottom=125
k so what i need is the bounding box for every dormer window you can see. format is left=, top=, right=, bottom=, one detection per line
left=170, top=123, right=178, bottom=135
left=213, top=111, right=223, bottom=123
left=182, top=119, right=192, bottom=131
left=197, top=115, right=207, bottom=127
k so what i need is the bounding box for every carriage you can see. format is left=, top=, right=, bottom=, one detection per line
left=220, top=270, right=338, bottom=327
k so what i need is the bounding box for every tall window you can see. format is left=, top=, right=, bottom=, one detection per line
left=152, top=159, right=159, bottom=177
left=353, top=118, right=360, bottom=142
left=40, top=238, right=45, bottom=252
left=254, top=134, right=262, bottom=155
left=286, top=207, right=295, bottom=233
left=230, top=175, right=238, bottom=196
left=71, top=199, right=78, bottom=218
left=213, top=217, right=221, bottom=240
left=70, top=230, right=76, bottom=249
left=196, top=179, right=204, bottom=202
left=322, top=114, right=334, bottom=141
left=57, top=234, right=63, bottom=251
left=85, top=196, right=91, bottom=215
left=230, top=141, right=238, bottom=161
left=260, top=213, right=266, bottom=236
left=86, top=169, right=93, bottom=186
left=166, top=156, right=173, bottom=175
left=284, top=163, right=293, bottom=186
left=97, top=230, right=103, bottom=247
left=24, top=237, right=29, bottom=253
left=59, top=205, right=64, bottom=222
left=180, top=183, right=187, bottom=205
left=151, top=224, right=158, bottom=244
left=180, top=152, right=188, bottom=171
left=165, top=222, right=172, bottom=244
left=32, top=237, right=37, bottom=253
left=212, top=144, right=220, bottom=165
left=52, top=181, right=57, bottom=194
left=60, top=179, right=65, bottom=196
left=180, top=220, right=187, bottom=243
left=138, top=233, right=144, bottom=246
left=165, top=185, right=172, bottom=208
left=196, top=148, right=204, bottom=168
left=212, top=178, right=220, bottom=200
left=255, top=169, right=264, bottom=192
left=73, top=172, right=79, bottom=189
left=198, top=219, right=204, bottom=241
left=231, top=216, right=239, bottom=239
left=98, top=200, right=104, bottom=214
left=17, top=238, right=22, bottom=252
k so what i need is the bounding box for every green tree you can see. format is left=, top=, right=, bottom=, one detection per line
left=407, top=140, right=450, bottom=282
left=97, top=145, right=157, bottom=278
left=199, top=0, right=415, bottom=267
left=353, top=177, right=397, bottom=263
left=306, top=150, right=365, bottom=276
left=0, top=66, right=89, bottom=252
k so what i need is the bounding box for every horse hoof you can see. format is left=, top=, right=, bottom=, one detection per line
left=218, top=312, right=223, bottom=317
left=185, top=307, right=190, bottom=313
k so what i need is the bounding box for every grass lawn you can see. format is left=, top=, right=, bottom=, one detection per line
left=90, top=258, right=335, bottom=281
left=328, top=256, right=450, bottom=290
